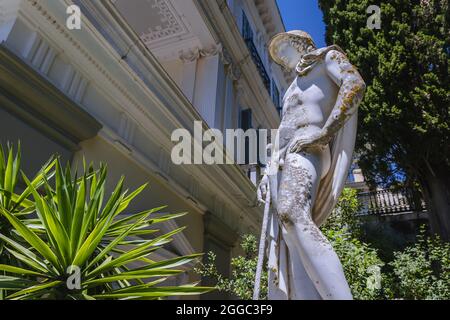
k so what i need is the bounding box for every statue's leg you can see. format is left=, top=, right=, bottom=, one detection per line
left=276, top=149, right=352, bottom=300
left=281, top=225, right=322, bottom=300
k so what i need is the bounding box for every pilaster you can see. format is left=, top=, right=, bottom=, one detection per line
left=0, top=0, right=23, bottom=42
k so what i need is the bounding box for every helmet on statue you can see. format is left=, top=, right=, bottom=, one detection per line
left=268, top=30, right=317, bottom=68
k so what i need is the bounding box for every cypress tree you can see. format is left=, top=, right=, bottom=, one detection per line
left=318, top=0, right=450, bottom=238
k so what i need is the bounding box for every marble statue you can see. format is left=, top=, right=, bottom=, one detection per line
left=257, top=30, right=366, bottom=300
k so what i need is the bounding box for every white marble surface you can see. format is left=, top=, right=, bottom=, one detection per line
left=258, top=30, right=366, bottom=300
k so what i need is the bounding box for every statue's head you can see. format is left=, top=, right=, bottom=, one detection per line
left=269, top=30, right=317, bottom=69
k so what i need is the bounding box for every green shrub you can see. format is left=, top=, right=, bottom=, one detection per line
left=197, top=188, right=388, bottom=300
left=388, top=226, right=450, bottom=300
left=322, top=228, right=387, bottom=300
left=196, top=189, right=450, bottom=301
left=321, top=189, right=388, bottom=300
left=196, top=234, right=267, bottom=300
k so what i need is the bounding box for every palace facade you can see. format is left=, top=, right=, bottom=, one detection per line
left=0, top=0, right=289, bottom=297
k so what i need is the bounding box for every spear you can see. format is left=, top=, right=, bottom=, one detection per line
left=253, top=188, right=271, bottom=300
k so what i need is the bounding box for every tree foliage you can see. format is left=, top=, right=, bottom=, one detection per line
left=319, top=0, right=449, bottom=183
left=318, top=0, right=450, bottom=237
left=321, top=188, right=362, bottom=235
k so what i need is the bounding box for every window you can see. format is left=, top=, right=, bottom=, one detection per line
left=242, top=12, right=253, bottom=41
left=241, top=12, right=270, bottom=94
left=240, top=108, right=253, bottom=164
left=271, top=80, right=281, bottom=115
left=240, top=108, right=252, bottom=130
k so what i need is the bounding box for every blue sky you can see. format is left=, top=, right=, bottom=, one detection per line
left=276, top=0, right=326, bottom=48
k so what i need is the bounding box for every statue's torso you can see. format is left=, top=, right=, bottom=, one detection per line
left=279, top=60, right=339, bottom=150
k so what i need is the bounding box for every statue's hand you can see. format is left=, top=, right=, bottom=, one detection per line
left=257, top=175, right=269, bottom=204
left=289, top=131, right=331, bottom=154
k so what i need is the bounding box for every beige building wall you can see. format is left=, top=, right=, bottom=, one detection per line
left=73, top=137, right=204, bottom=254
left=0, top=0, right=288, bottom=299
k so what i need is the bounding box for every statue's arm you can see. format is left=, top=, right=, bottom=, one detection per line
left=320, top=50, right=366, bottom=141
left=289, top=50, right=366, bottom=153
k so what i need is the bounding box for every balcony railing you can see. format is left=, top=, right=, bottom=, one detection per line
left=357, top=188, right=427, bottom=216
left=244, top=39, right=271, bottom=94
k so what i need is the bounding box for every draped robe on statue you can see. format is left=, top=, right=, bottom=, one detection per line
left=266, top=46, right=358, bottom=299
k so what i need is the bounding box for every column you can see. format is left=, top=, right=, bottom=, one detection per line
left=192, top=44, right=221, bottom=128
left=179, top=48, right=200, bottom=103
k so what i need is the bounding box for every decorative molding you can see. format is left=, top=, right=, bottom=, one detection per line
left=82, top=1, right=261, bottom=232
left=118, top=113, right=136, bottom=144
left=29, top=36, right=50, bottom=72
left=221, top=47, right=242, bottom=81
left=20, top=0, right=262, bottom=235
left=195, top=0, right=281, bottom=130
left=179, top=43, right=222, bottom=63
left=228, top=63, right=242, bottom=81
left=199, top=43, right=222, bottom=57
left=24, top=0, right=169, bottom=141
left=234, top=80, right=246, bottom=100
left=254, top=0, right=277, bottom=38
left=0, top=45, right=102, bottom=150
left=139, top=0, right=187, bottom=44
left=114, top=0, right=189, bottom=46
left=179, top=47, right=200, bottom=63
left=220, top=47, right=233, bottom=66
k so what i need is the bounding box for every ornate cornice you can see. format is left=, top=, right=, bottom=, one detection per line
left=179, top=47, right=200, bottom=63
left=200, top=43, right=222, bottom=57
left=179, top=43, right=243, bottom=82
left=140, top=0, right=187, bottom=44
left=221, top=47, right=242, bottom=81
left=179, top=43, right=222, bottom=62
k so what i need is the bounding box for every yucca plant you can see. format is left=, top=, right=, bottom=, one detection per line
left=0, top=157, right=210, bottom=299
left=0, top=143, right=56, bottom=299
left=0, top=144, right=56, bottom=245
